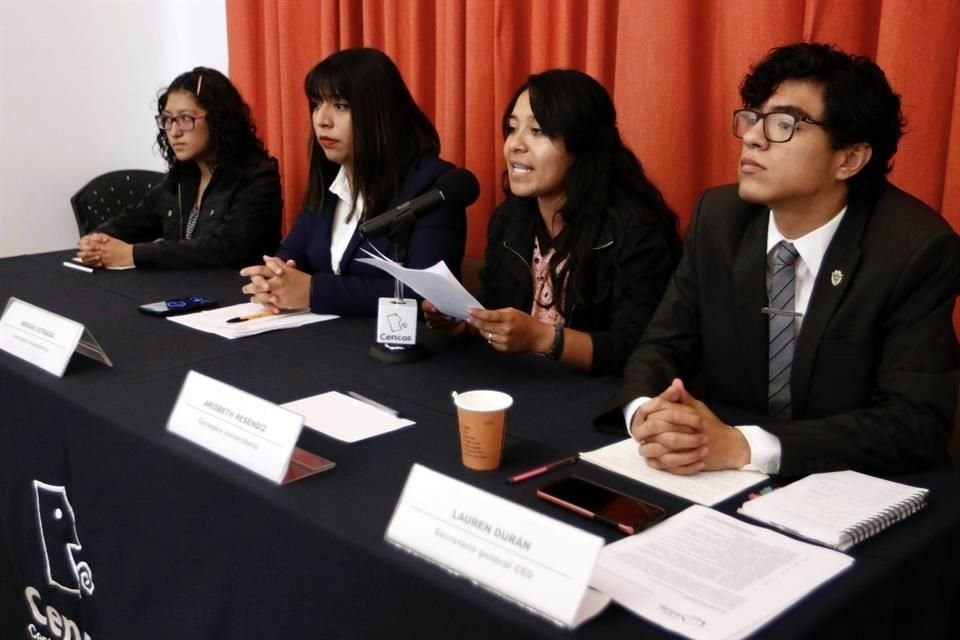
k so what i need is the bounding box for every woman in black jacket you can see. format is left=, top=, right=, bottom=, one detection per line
left=75, top=67, right=281, bottom=269
left=424, top=69, right=680, bottom=375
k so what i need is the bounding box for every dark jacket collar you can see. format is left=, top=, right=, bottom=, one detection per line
left=500, top=198, right=616, bottom=257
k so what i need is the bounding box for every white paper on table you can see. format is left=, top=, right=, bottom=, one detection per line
left=580, top=438, right=767, bottom=506
left=591, top=505, right=854, bottom=640
left=282, top=391, right=414, bottom=442
left=357, top=249, right=483, bottom=320
left=168, top=302, right=336, bottom=339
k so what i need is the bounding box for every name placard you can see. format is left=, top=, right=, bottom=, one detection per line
left=167, top=371, right=334, bottom=484
left=0, top=297, right=112, bottom=377
left=385, top=464, right=610, bottom=628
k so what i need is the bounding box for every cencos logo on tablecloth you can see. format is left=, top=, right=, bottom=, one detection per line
left=24, top=481, right=96, bottom=640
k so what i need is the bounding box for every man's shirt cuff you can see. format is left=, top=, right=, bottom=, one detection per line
left=735, top=426, right=781, bottom=474
left=623, top=397, right=652, bottom=437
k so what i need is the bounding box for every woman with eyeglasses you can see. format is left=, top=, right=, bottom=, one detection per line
left=423, top=69, right=681, bottom=375
left=76, top=67, right=281, bottom=269
left=238, top=48, right=466, bottom=315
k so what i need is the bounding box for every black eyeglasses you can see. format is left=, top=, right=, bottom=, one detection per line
left=155, top=113, right=206, bottom=132
left=732, top=109, right=825, bottom=143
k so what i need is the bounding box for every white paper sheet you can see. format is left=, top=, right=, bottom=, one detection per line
left=357, top=249, right=483, bottom=320
left=580, top=438, right=767, bottom=506
left=168, top=302, right=336, bottom=339
left=591, top=505, right=853, bottom=640
left=282, top=391, right=414, bottom=442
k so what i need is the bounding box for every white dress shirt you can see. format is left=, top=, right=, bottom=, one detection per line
left=624, top=206, right=846, bottom=474
left=328, top=166, right=363, bottom=274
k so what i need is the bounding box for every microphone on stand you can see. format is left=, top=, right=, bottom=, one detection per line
left=364, top=167, right=479, bottom=364
left=359, top=168, right=480, bottom=240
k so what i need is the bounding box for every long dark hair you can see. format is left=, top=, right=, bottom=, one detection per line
left=501, top=69, right=680, bottom=306
left=155, top=67, right=267, bottom=179
left=303, top=48, right=440, bottom=218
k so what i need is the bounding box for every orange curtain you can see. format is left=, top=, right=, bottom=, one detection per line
left=226, top=1, right=960, bottom=274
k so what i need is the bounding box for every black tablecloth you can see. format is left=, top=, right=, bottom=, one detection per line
left=1, top=251, right=958, bottom=639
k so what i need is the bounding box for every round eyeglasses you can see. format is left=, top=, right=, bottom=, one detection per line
left=732, top=109, right=825, bottom=143
left=155, top=113, right=206, bottom=132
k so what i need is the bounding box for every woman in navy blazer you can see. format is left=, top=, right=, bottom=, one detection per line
left=240, top=49, right=466, bottom=316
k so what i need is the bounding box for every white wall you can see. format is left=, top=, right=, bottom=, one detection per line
left=0, top=0, right=229, bottom=257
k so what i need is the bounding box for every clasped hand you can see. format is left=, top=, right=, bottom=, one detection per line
left=76, top=232, right=134, bottom=268
left=239, top=255, right=311, bottom=311
left=630, top=378, right=750, bottom=475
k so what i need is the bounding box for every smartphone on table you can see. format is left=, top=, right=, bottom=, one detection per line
left=537, top=476, right=666, bottom=535
left=138, top=295, right=218, bottom=317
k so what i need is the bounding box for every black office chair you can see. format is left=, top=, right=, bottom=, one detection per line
left=70, top=169, right=165, bottom=236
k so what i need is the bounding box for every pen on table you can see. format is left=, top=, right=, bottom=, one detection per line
left=506, top=456, right=578, bottom=484
left=747, top=486, right=776, bottom=500
left=347, top=391, right=401, bottom=417
left=63, top=261, right=94, bottom=274
left=226, top=309, right=276, bottom=323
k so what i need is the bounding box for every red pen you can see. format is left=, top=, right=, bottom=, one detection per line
left=506, top=456, right=577, bottom=484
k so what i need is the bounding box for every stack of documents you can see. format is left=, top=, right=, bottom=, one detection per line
left=580, top=438, right=767, bottom=506
left=356, top=249, right=483, bottom=320
left=591, top=505, right=854, bottom=640
left=168, top=302, right=336, bottom=339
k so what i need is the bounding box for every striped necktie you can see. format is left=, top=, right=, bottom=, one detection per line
left=768, top=241, right=799, bottom=418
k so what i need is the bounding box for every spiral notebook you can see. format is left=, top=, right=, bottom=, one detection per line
left=737, top=470, right=928, bottom=551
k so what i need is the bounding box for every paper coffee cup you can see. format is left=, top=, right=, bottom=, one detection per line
left=452, top=390, right=513, bottom=470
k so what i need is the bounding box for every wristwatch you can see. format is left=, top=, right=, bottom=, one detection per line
left=546, top=322, right=564, bottom=360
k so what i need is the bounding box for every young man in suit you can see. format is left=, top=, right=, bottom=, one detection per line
left=597, top=42, right=960, bottom=478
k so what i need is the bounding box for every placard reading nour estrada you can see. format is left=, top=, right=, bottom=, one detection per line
left=385, top=464, right=610, bottom=628
left=167, top=370, right=333, bottom=484
left=0, top=297, right=112, bottom=376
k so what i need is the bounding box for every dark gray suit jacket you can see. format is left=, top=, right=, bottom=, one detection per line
left=597, top=183, right=960, bottom=477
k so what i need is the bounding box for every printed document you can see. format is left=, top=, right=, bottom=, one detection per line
left=357, top=249, right=483, bottom=320
left=591, top=505, right=853, bottom=640
left=169, top=302, right=336, bottom=339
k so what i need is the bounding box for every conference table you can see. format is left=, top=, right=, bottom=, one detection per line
left=1, top=250, right=958, bottom=639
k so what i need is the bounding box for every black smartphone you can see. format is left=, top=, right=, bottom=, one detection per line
left=536, top=476, right=666, bottom=535
left=138, top=295, right=218, bottom=317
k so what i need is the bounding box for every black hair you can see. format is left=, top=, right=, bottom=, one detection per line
left=740, top=42, right=905, bottom=202
left=500, top=69, right=680, bottom=308
left=302, top=48, right=440, bottom=218
left=156, top=67, right=267, bottom=179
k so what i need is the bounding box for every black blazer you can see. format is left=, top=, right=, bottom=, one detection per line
left=277, top=156, right=467, bottom=316
left=481, top=197, right=679, bottom=376
left=597, top=183, right=960, bottom=477
left=97, top=152, right=282, bottom=269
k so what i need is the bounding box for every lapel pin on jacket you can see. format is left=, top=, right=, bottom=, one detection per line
left=831, top=270, right=843, bottom=286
